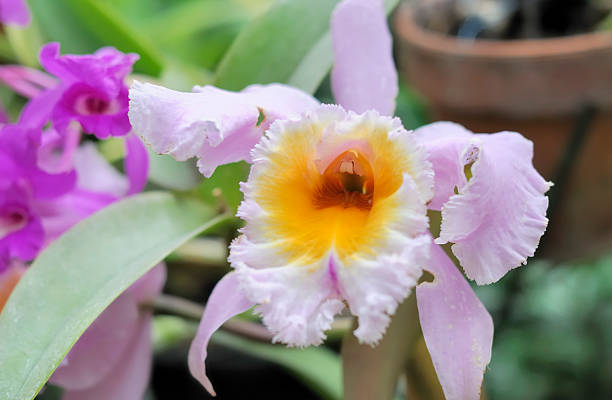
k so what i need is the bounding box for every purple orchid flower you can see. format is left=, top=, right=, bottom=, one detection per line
left=0, top=0, right=30, bottom=26
left=128, top=0, right=550, bottom=398
left=0, top=125, right=76, bottom=270
left=21, top=42, right=139, bottom=139
left=5, top=42, right=150, bottom=194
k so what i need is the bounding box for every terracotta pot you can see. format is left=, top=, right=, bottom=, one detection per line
left=394, top=2, right=612, bottom=260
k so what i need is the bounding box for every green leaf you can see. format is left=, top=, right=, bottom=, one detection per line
left=148, top=150, right=203, bottom=192
left=28, top=0, right=100, bottom=55
left=63, top=0, right=164, bottom=76
left=193, top=161, right=250, bottom=211
left=214, top=0, right=341, bottom=91
left=0, top=192, right=230, bottom=400
left=215, top=0, right=399, bottom=93
left=213, top=331, right=343, bottom=400
left=28, top=0, right=163, bottom=76
left=4, top=23, right=45, bottom=68
left=138, top=0, right=247, bottom=46
left=395, top=83, right=429, bottom=130
left=341, top=294, right=420, bottom=400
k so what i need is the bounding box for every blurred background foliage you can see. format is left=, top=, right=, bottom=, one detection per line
left=2, top=0, right=610, bottom=399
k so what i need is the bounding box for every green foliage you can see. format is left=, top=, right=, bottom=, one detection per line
left=0, top=193, right=229, bottom=399
left=476, top=256, right=612, bottom=399
left=28, top=0, right=163, bottom=75
left=215, top=0, right=398, bottom=93
left=193, top=162, right=251, bottom=212
left=215, top=0, right=341, bottom=91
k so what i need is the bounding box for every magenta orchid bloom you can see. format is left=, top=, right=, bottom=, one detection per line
left=0, top=0, right=30, bottom=26
left=0, top=125, right=76, bottom=270
left=128, top=0, right=550, bottom=398
left=7, top=42, right=150, bottom=194
left=21, top=42, right=139, bottom=139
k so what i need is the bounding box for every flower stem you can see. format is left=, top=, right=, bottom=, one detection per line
left=145, top=293, right=353, bottom=343
left=146, top=293, right=274, bottom=342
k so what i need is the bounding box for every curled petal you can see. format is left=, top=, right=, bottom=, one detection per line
left=124, top=133, right=149, bottom=195
left=188, top=272, right=254, bottom=396
left=128, top=81, right=319, bottom=177
left=416, top=243, right=493, bottom=400
left=331, top=0, right=398, bottom=115
left=415, top=122, right=551, bottom=284
left=0, top=0, right=30, bottom=26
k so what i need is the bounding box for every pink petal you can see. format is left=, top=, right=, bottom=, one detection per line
left=124, top=133, right=149, bottom=195
left=19, top=87, right=64, bottom=131
left=0, top=0, right=30, bottom=26
left=337, top=175, right=431, bottom=344
left=71, top=142, right=128, bottom=197
left=36, top=189, right=116, bottom=244
left=416, top=243, right=494, bottom=400
left=0, top=65, right=57, bottom=98
left=231, top=259, right=344, bottom=347
left=50, top=292, right=141, bottom=390
left=128, top=81, right=319, bottom=177
left=330, top=0, right=398, bottom=115
left=62, top=316, right=153, bottom=400
left=188, top=272, right=254, bottom=396
left=52, top=265, right=165, bottom=396
left=415, top=122, right=551, bottom=284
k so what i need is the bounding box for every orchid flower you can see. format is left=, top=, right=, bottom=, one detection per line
left=10, top=43, right=150, bottom=194
left=128, top=0, right=550, bottom=398
left=21, top=43, right=139, bottom=138
left=0, top=125, right=76, bottom=269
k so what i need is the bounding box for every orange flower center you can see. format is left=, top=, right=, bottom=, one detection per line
left=313, top=149, right=375, bottom=211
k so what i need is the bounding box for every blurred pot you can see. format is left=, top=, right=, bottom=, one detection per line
left=394, top=1, right=612, bottom=260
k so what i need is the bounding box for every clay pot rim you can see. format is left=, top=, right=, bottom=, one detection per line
left=394, top=2, right=612, bottom=60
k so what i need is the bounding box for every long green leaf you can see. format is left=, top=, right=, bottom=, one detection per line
left=64, top=0, right=164, bottom=76
left=215, top=0, right=399, bottom=93
left=27, top=0, right=163, bottom=76
left=214, top=0, right=341, bottom=91
left=0, top=192, right=228, bottom=400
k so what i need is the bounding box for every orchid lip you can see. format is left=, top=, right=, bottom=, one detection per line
left=313, top=148, right=375, bottom=211
left=74, top=94, right=120, bottom=116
